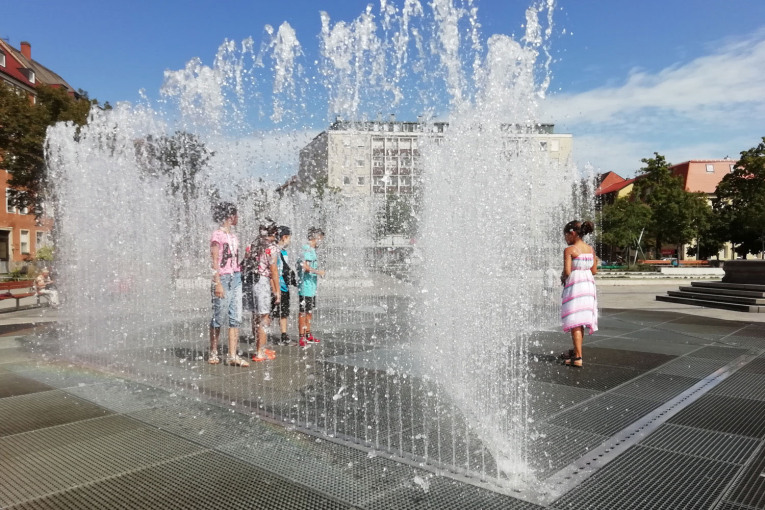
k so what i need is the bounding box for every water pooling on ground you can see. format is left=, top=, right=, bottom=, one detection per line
left=43, top=0, right=592, bottom=493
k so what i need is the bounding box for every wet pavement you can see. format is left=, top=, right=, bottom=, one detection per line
left=2, top=283, right=764, bottom=509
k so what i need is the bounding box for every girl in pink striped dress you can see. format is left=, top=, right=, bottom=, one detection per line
left=560, top=220, right=598, bottom=368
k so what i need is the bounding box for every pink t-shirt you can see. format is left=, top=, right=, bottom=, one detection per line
left=211, top=229, right=240, bottom=275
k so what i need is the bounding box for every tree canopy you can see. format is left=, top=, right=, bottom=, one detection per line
left=0, top=83, right=103, bottom=214
left=631, top=153, right=710, bottom=257
left=712, top=137, right=765, bottom=256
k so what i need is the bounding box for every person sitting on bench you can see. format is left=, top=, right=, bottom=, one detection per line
left=35, top=268, right=59, bottom=308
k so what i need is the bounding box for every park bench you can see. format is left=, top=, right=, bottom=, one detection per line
left=639, top=259, right=710, bottom=267
left=0, top=280, right=40, bottom=309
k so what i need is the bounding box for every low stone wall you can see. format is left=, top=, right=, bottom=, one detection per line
left=722, top=260, right=765, bottom=285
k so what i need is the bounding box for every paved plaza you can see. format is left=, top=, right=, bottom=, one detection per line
left=2, top=282, right=765, bottom=509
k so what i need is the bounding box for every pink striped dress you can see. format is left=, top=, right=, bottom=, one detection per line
left=561, top=252, right=598, bottom=334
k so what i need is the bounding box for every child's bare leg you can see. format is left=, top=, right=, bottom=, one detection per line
left=280, top=317, right=288, bottom=334
left=306, top=312, right=312, bottom=334
left=571, top=326, right=583, bottom=358
left=257, top=314, right=271, bottom=356
left=299, top=313, right=307, bottom=336
left=228, top=326, right=239, bottom=358
left=210, top=327, right=220, bottom=353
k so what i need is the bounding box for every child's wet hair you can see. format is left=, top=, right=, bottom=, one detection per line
left=212, top=202, right=237, bottom=223
left=564, top=220, right=594, bottom=237
left=308, top=227, right=325, bottom=240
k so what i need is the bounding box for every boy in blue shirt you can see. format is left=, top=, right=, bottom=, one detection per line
left=298, top=227, right=325, bottom=347
left=273, top=226, right=296, bottom=345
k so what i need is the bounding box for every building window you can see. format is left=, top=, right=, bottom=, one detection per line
left=400, top=175, right=412, bottom=186
left=706, top=164, right=714, bottom=173
left=20, top=230, right=30, bottom=254
left=539, top=141, right=548, bottom=151
left=730, top=164, right=735, bottom=173
left=356, top=159, right=365, bottom=167
left=5, top=190, right=15, bottom=214
left=550, top=139, right=560, bottom=152
left=0, top=51, right=5, bottom=67
left=343, top=176, right=351, bottom=185
left=36, top=231, right=44, bottom=249
left=357, top=176, right=365, bottom=186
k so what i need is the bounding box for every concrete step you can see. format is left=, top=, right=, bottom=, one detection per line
left=691, top=281, right=765, bottom=293
left=678, top=286, right=765, bottom=299
left=667, top=290, right=765, bottom=306
left=656, top=294, right=765, bottom=313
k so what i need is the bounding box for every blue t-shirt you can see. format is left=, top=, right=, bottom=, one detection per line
left=298, top=244, right=318, bottom=297
left=278, top=248, right=289, bottom=292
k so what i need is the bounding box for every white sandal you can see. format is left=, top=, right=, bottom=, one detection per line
left=208, top=352, right=220, bottom=365
left=227, top=355, right=250, bottom=367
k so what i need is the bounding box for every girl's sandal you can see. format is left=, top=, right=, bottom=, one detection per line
left=208, top=352, right=221, bottom=365
left=564, top=357, right=583, bottom=368
left=227, top=355, right=250, bottom=367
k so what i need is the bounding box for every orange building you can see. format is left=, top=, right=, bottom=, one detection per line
left=0, top=169, right=53, bottom=273
left=1, top=39, right=75, bottom=273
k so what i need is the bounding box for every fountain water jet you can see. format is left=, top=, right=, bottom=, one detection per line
left=44, top=0, right=590, bottom=491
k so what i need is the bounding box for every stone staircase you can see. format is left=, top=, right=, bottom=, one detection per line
left=656, top=281, right=765, bottom=313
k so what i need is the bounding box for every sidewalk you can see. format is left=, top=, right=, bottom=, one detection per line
left=1, top=284, right=764, bottom=509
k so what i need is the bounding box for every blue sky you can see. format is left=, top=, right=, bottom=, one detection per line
left=3, top=0, right=765, bottom=176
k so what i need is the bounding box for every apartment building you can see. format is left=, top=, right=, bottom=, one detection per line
left=1, top=39, right=72, bottom=272
left=297, top=119, right=573, bottom=196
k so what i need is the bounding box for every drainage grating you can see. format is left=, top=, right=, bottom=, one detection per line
left=611, top=373, right=700, bottom=402
left=527, top=424, right=608, bottom=478
left=710, top=371, right=765, bottom=401
left=365, top=475, right=544, bottom=510
left=66, top=380, right=180, bottom=414
left=548, top=393, right=661, bottom=437
left=525, top=351, right=758, bottom=506
left=656, top=356, right=731, bottom=378
left=549, top=445, right=740, bottom=509
left=668, top=394, right=765, bottom=437
left=6, top=451, right=353, bottom=510
left=689, top=345, right=751, bottom=361
left=526, top=382, right=600, bottom=420
left=529, top=360, right=643, bottom=391
left=0, top=390, right=113, bottom=437
left=739, top=356, right=765, bottom=374
left=721, top=443, right=765, bottom=509
left=0, top=372, right=54, bottom=398
left=0, top=415, right=206, bottom=507
left=639, top=423, right=760, bottom=465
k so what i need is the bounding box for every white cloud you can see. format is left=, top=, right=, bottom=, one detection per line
left=543, top=31, right=765, bottom=173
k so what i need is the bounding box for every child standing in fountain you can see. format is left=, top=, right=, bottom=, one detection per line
left=273, top=226, right=297, bottom=345
left=298, top=227, right=325, bottom=347
left=245, top=220, right=280, bottom=362
left=209, top=202, right=248, bottom=367
left=560, top=220, right=598, bottom=368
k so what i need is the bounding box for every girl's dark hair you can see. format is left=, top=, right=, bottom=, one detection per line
left=308, top=227, right=325, bottom=240
left=213, top=202, right=237, bottom=223
left=564, top=220, right=594, bottom=237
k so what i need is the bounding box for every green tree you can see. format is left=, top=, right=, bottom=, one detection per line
left=136, top=131, right=212, bottom=205
left=633, top=153, right=710, bottom=257
left=0, top=84, right=96, bottom=214
left=713, top=138, right=765, bottom=257
left=599, top=197, right=651, bottom=262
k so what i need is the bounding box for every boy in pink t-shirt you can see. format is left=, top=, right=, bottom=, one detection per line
left=209, top=202, right=248, bottom=367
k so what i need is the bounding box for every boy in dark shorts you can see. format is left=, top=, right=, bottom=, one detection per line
left=298, top=227, right=325, bottom=347
left=272, top=226, right=296, bottom=345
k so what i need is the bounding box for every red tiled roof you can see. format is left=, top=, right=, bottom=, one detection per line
left=596, top=177, right=636, bottom=196
left=670, top=160, right=737, bottom=194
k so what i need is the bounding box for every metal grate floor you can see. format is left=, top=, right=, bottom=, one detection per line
left=550, top=446, right=741, bottom=510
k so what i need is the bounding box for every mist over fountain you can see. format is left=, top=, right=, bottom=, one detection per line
left=44, top=0, right=590, bottom=491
